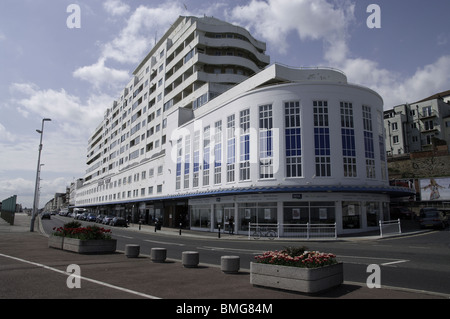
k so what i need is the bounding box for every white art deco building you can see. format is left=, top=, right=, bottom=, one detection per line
left=75, top=16, right=413, bottom=235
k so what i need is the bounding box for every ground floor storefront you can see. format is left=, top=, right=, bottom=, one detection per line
left=78, top=190, right=405, bottom=236
left=188, top=192, right=391, bottom=236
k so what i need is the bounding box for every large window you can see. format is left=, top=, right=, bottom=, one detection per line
left=190, top=205, right=211, bottom=229
left=366, top=202, right=380, bottom=227
left=259, top=104, right=273, bottom=179
left=184, top=135, right=190, bottom=189
left=363, top=105, right=375, bottom=179
left=238, top=202, right=277, bottom=231
left=193, top=131, right=200, bottom=187
left=239, top=109, right=250, bottom=181
left=203, top=126, right=211, bottom=186
left=214, top=120, right=222, bottom=185
left=283, top=202, right=335, bottom=224
left=313, top=101, right=331, bottom=177
left=341, top=102, right=357, bottom=177
left=342, top=201, right=361, bottom=229
left=285, top=101, right=302, bottom=177
left=226, top=115, right=236, bottom=183
left=175, top=138, right=182, bottom=190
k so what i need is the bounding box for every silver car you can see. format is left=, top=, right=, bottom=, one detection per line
left=419, top=209, right=448, bottom=229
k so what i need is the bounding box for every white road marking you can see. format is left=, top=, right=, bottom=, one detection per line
left=115, top=235, right=134, bottom=239
left=337, top=254, right=409, bottom=266
left=144, top=239, right=185, bottom=246
left=380, top=260, right=409, bottom=266
left=0, top=253, right=161, bottom=299
left=198, top=246, right=264, bottom=254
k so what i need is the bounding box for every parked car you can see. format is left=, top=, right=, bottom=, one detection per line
left=59, top=208, right=69, bottom=216
left=41, top=212, right=51, bottom=220
left=419, top=209, right=448, bottom=229
left=110, top=217, right=127, bottom=227
left=390, top=207, right=415, bottom=220
left=86, top=213, right=97, bottom=222
left=102, top=215, right=114, bottom=225
left=77, top=212, right=88, bottom=221
left=95, top=214, right=104, bottom=223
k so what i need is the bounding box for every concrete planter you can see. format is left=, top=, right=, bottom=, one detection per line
left=250, top=262, right=343, bottom=294
left=48, top=235, right=64, bottom=250
left=62, top=237, right=117, bottom=254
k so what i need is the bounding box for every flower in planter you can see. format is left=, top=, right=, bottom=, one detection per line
left=53, top=222, right=112, bottom=240
left=254, top=247, right=337, bottom=269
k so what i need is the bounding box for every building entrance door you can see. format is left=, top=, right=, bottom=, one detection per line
left=224, top=207, right=235, bottom=234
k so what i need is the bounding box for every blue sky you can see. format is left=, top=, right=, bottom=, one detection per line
left=1, top=0, right=449, bottom=208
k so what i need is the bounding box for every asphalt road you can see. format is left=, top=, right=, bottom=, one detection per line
left=42, top=215, right=450, bottom=296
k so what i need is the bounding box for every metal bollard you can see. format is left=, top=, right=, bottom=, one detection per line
left=218, top=224, right=221, bottom=238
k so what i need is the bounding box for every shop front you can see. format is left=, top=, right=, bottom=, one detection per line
left=188, top=192, right=391, bottom=236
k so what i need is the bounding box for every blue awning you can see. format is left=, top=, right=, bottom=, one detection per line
left=75, top=185, right=414, bottom=209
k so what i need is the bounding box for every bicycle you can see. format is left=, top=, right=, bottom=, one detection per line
left=252, top=225, right=277, bottom=240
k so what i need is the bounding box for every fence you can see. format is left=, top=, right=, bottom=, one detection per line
left=248, top=223, right=337, bottom=240
left=379, top=219, right=402, bottom=237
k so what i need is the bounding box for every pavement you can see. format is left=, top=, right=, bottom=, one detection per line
left=0, top=213, right=448, bottom=301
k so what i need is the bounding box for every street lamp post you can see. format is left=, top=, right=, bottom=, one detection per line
left=30, top=118, right=51, bottom=232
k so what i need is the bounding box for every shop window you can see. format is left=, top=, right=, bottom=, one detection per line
left=190, top=205, right=211, bottom=229
left=366, top=202, right=380, bottom=227
left=238, top=202, right=277, bottom=231
left=342, top=201, right=361, bottom=229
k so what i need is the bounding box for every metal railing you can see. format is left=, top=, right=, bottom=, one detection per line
left=379, top=219, right=402, bottom=237
left=248, top=223, right=337, bottom=240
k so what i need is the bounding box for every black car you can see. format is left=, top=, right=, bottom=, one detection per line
left=41, top=212, right=51, bottom=220
left=86, top=213, right=97, bottom=222
left=110, top=217, right=127, bottom=227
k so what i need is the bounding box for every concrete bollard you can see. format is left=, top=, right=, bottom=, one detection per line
left=125, top=244, right=140, bottom=258
left=221, top=256, right=240, bottom=274
left=151, top=247, right=167, bottom=263
left=182, top=251, right=199, bottom=268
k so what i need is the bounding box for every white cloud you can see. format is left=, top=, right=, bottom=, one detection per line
left=73, top=2, right=187, bottom=90
left=103, top=0, right=130, bottom=16
left=340, top=55, right=450, bottom=108
left=0, top=178, right=34, bottom=200
left=101, top=3, right=186, bottom=64
left=73, top=58, right=129, bottom=90
left=0, top=123, right=15, bottom=142
left=10, top=82, right=110, bottom=136
left=229, top=0, right=450, bottom=109
left=0, top=176, right=73, bottom=209
left=230, top=0, right=354, bottom=54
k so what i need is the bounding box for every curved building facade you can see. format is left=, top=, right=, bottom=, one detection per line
left=75, top=17, right=413, bottom=235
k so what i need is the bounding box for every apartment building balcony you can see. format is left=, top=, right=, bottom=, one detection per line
left=419, top=109, right=438, bottom=119
left=196, top=52, right=262, bottom=75
left=197, top=34, right=269, bottom=66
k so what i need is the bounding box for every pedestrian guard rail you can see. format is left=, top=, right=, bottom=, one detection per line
left=248, top=222, right=337, bottom=240
left=379, top=219, right=402, bottom=237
